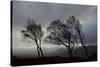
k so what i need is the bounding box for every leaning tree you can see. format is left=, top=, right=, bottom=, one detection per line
left=44, top=16, right=88, bottom=58
left=66, top=16, right=88, bottom=57
left=44, top=19, right=74, bottom=57
left=75, top=20, right=88, bottom=57
left=21, top=19, right=44, bottom=58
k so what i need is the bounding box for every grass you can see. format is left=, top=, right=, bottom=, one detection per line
left=11, top=52, right=97, bottom=66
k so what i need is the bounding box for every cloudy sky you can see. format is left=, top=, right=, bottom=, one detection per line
left=12, top=1, right=97, bottom=57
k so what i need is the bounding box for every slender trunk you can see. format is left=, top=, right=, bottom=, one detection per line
left=39, top=40, right=44, bottom=57
left=81, top=40, right=88, bottom=58
left=70, top=41, right=74, bottom=57
left=35, top=39, right=41, bottom=58
left=68, top=33, right=72, bottom=57
left=39, top=47, right=43, bottom=57
left=68, top=41, right=72, bottom=57
left=59, top=39, right=69, bottom=57
left=79, top=34, right=88, bottom=58
left=61, top=40, right=73, bottom=57
left=37, top=47, right=41, bottom=58
left=63, top=44, right=72, bottom=57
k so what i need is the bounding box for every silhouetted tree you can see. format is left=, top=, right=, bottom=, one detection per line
left=67, top=16, right=88, bottom=57
left=75, top=20, right=88, bottom=57
left=45, top=16, right=88, bottom=58
left=44, top=19, right=74, bottom=57
left=21, top=19, right=44, bottom=58
left=66, top=16, right=79, bottom=57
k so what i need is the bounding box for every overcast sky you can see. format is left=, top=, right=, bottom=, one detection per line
left=12, top=1, right=97, bottom=49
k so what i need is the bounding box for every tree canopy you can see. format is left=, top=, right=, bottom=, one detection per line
left=21, top=19, right=44, bottom=58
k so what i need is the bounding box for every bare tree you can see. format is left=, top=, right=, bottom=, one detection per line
left=75, top=20, right=88, bottom=57
left=44, top=19, right=74, bottom=57
left=21, top=19, right=44, bottom=58
left=45, top=16, right=88, bottom=58
left=67, top=16, right=88, bottom=57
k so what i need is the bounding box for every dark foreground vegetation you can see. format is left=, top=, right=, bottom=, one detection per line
left=11, top=52, right=97, bottom=66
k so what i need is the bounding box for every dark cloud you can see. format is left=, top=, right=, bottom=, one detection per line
left=12, top=1, right=97, bottom=48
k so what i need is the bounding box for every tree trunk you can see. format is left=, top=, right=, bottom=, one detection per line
left=70, top=42, right=75, bottom=57
left=68, top=41, right=72, bottom=57
left=79, top=34, right=88, bottom=58
left=39, top=47, right=44, bottom=57
left=64, top=41, right=72, bottom=57
left=68, top=33, right=73, bottom=57
left=37, top=47, right=41, bottom=58
left=39, top=40, right=44, bottom=57
left=35, top=39, right=41, bottom=58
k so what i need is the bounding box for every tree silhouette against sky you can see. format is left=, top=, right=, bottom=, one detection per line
left=21, top=19, right=44, bottom=58
left=75, top=20, right=88, bottom=57
left=45, top=16, right=88, bottom=58
left=66, top=16, right=88, bottom=57
left=44, top=19, right=74, bottom=57
left=20, top=16, right=88, bottom=58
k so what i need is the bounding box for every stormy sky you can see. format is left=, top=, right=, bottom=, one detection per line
left=12, top=1, right=97, bottom=57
